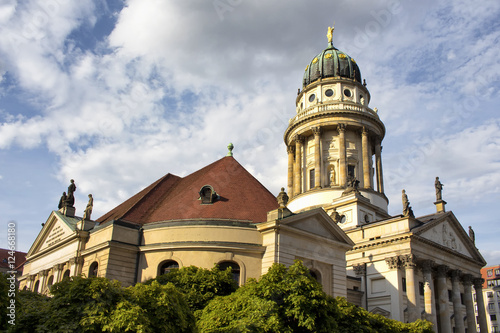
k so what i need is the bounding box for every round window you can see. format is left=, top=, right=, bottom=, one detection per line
left=309, top=94, right=316, bottom=102
left=344, top=89, right=352, bottom=98
left=325, top=89, right=334, bottom=97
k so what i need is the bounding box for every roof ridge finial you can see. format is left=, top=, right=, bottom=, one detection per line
left=226, top=143, right=234, bottom=157
left=327, top=23, right=335, bottom=47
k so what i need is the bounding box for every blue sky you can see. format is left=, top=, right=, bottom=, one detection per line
left=1, top=0, right=500, bottom=265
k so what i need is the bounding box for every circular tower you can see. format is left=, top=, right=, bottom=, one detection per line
left=284, top=27, right=388, bottom=217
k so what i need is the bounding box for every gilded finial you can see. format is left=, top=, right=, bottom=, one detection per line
left=226, top=143, right=234, bottom=157
left=327, top=24, right=335, bottom=44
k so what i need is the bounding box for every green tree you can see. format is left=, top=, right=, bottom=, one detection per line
left=198, top=261, right=434, bottom=333
left=10, top=276, right=196, bottom=333
left=198, top=261, right=338, bottom=332
left=8, top=290, right=50, bottom=333
left=147, top=265, right=237, bottom=316
left=0, top=273, right=12, bottom=330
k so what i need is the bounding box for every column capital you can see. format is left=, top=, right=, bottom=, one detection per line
left=435, top=264, right=449, bottom=278
left=420, top=259, right=434, bottom=273
left=353, top=263, right=366, bottom=276
left=450, top=269, right=462, bottom=282
left=385, top=256, right=401, bottom=269
left=311, top=126, right=321, bottom=135
left=400, top=254, right=417, bottom=268
left=337, top=123, right=346, bottom=133
left=53, top=263, right=65, bottom=272
left=361, top=126, right=369, bottom=136
left=473, top=277, right=485, bottom=289
left=28, top=275, right=36, bottom=282
left=39, top=269, right=49, bottom=277
left=294, top=135, right=303, bottom=144
left=461, top=273, right=473, bottom=285
left=287, top=145, right=295, bottom=154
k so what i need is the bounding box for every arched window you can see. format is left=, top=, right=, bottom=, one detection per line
left=47, top=276, right=54, bottom=289
left=89, top=262, right=98, bottom=277
left=33, top=280, right=40, bottom=293
left=159, top=260, right=179, bottom=276
left=309, top=269, right=322, bottom=284
left=218, top=261, right=240, bottom=285
left=63, top=270, right=70, bottom=279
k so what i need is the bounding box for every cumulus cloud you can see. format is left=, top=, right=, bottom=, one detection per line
left=1, top=0, right=500, bottom=262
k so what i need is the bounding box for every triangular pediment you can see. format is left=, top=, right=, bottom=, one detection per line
left=414, top=212, right=485, bottom=264
left=27, top=211, right=79, bottom=257
left=280, top=208, right=355, bottom=247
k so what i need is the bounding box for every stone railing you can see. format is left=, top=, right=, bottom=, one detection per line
left=290, top=102, right=378, bottom=124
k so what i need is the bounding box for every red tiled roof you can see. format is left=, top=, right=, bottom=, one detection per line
left=97, top=156, right=280, bottom=224
left=0, top=248, right=26, bottom=271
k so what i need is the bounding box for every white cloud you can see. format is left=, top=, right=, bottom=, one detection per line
left=1, top=0, right=500, bottom=263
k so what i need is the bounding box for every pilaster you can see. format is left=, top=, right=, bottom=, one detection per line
left=294, top=135, right=303, bottom=195
left=361, top=127, right=372, bottom=189
left=287, top=145, right=295, bottom=197
left=312, top=127, right=322, bottom=189
left=337, top=124, right=347, bottom=187
left=375, top=140, right=384, bottom=193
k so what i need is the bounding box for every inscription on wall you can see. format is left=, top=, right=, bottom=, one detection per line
left=44, top=225, right=67, bottom=248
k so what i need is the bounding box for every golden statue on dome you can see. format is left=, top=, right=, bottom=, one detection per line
left=327, top=24, right=335, bottom=43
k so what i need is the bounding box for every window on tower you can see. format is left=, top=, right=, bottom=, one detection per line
left=310, top=169, right=315, bottom=189
left=348, top=165, right=355, bottom=178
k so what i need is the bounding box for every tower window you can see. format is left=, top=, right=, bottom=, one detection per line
left=309, top=169, right=315, bottom=189
left=344, top=89, right=352, bottom=98
left=325, top=89, right=334, bottom=97
left=348, top=165, right=355, bottom=178
left=309, top=94, right=316, bottom=102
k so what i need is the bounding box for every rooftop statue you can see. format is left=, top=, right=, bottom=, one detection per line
left=402, top=189, right=414, bottom=218
left=83, top=194, right=93, bottom=221
left=277, top=187, right=289, bottom=208
left=58, top=192, right=67, bottom=209
left=327, top=25, right=334, bottom=43
left=65, top=179, right=77, bottom=207
left=468, top=226, right=475, bottom=244
left=435, top=176, right=443, bottom=201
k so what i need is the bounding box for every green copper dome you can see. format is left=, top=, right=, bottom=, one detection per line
left=303, top=41, right=362, bottom=87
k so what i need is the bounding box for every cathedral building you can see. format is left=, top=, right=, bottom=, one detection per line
left=19, top=28, right=487, bottom=333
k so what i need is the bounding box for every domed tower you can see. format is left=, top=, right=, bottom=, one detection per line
left=285, top=27, right=389, bottom=226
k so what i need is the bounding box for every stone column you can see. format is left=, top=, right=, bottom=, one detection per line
left=436, top=265, right=451, bottom=333
left=53, top=263, right=65, bottom=283
left=385, top=256, right=405, bottom=321
left=361, top=127, right=372, bottom=189
left=294, top=135, right=303, bottom=196
left=39, top=269, right=49, bottom=294
left=69, top=257, right=84, bottom=276
left=375, top=140, right=384, bottom=193
left=287, top=145, right=295, bottom=197
left=473, top=278, right=488, bottom=333
left=451, top=270, right=465, bottom=333
left=462, top=274, right=477, bottom=333
left=337, top=124, right=347, bottom=187
left=402, top=254, right=420, bottom=322
left=27, top=275, right=35, bottom=292
left=312, top=127, right=322, bottom=189
left=421, top=260, right=438, bottom=329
